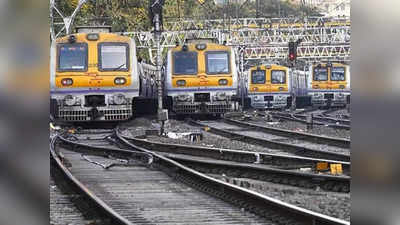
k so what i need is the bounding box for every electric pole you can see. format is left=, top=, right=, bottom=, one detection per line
left=150, top=0, right=167, bottom=135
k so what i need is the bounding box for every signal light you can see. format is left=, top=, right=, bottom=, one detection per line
left=288, top=41, right=297, bottom=61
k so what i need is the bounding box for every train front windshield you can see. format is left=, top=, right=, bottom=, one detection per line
left=251, top=70, right=266, bottom=84
left=58, top=43, right=87, bottom=71
left=206, top=52, right=229, bottom=74
left=313, top=67, right=328, bottom=81
left=99, top=43, right=129, bottom=71
left=331, top=67, right=345, bottom=81
left=173, top=51, right=198, bottom=75
left=271, top=70, right=286, bottom=84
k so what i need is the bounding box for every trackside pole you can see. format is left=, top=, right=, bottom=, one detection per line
left=150, top=0, right=168, bottom=135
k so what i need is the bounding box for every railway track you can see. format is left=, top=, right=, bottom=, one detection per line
left=223, top=117, right=349, bottom=148
left=118, top=133, right=350, bottom=175
left=50, top=176, right=92, bottom=225
left=117, top=132, right=350, bottom=192
left=270, top=112, right=350, bottom=130
left=51, top=130, right=349, bottom=225
left=188, top=119, right=350, bottom=162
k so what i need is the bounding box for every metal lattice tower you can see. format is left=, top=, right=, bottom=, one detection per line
left=49, top=0, right=88, bottom=41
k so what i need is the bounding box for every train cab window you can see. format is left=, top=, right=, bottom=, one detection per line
left=98, top=43, right=129, bottom=71
left=271, top=70, right=286, bottom=84
left=57, top=43, right=87, bottom=71
left=331, top=67, right=346, bottom=81
left=251, top=70, right=266, bottom=84
left=206, top=51, right=230, bottom=74
left=173, top=51, right=198, bottom=75
left=313, top=67, right=328, bottom=81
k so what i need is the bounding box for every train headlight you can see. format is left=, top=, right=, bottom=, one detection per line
left=177, top=94, right=191, bottom=102
left=314, top=93, right=322, bottom=98
left=195, top=44, right=207, bottom=50
left=176, top=80, right=186, bottom=86
left=279, top=87, right=284, bottom=91
left=86, top=33, right=99, bottom=41
left=252, top=87, right=258, bottom=91
left=339, top=85, right=345, bottom=89
left=113, top=94, right=126, bottom=105
left=216, top=92, right=227, bottom=101
left=114, top=77, right=126, bottom=85
left=218, top=79, right=228, bottom=85
left=64, top=95, right=76, bottom=106
left=61, top=78, right=73, bottom=86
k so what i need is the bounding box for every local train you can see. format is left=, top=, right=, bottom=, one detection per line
left=246, top=63, right=350, bottom=109
left=247, top=64, right=293, bottom=109
left=50, top=26, right=155, bottom=122
left=50, top=26, right=349, bottom=122
left=307, top=62, right=350, bottom=107
left=163, top=39, right=239, bottom=115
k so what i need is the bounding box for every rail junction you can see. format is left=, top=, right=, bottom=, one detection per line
left=50, top=0, right=351, bottom=224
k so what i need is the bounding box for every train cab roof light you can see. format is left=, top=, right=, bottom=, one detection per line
left=223, top=40, right=227, bottom=45
left=257, top=66, right=261, bottom=70
left=175, top=41, right=180, bottom=47
left=195, top=43, right=207, bottom=50
left=327, top=62, right=332, bottom=67
left=182, top=44, right=188, bottom=51
left=86, top=33, right=99, bottom=41
left=265, top=64, right=271, bottom=69
left=68, top=35, right=77, bottom=44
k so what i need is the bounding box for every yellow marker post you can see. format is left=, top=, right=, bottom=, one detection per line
left=330, top=164, right=343, bottom=175
left=316, top=162, right=329, bottom=171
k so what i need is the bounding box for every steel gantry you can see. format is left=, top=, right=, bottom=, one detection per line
left=125, top=26, right=350, bottom=46
left=125, top=16, right=350, bottom=62
left=49, top=0, right=350, bottom=62
left=162, top=16, right=350, bottom=30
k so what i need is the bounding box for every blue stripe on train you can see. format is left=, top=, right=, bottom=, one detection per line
left=166, top=88, right=236, bottom=92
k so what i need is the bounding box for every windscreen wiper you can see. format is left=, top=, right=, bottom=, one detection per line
left=113, top=63, right=126, bottom=71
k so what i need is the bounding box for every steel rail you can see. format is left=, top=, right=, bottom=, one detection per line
left=115, top=130, right=349, bottom=225
left=223, top=118, right=350, bottom=148
left=163, top=153, right=350, bottom=193
left=50, top=135, right=134, bottom=225
left=188, top=119, right=350, bottom=162
left=270, top=112, right=351, bottom=130
left=119, top=134, right=350, bottom=174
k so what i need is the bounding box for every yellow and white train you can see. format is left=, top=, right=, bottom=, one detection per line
left=50, top=26, right=155, bottom=122
left=246, top=63, right=350, bottom=109
left=307, top=63, right=350, bottom=107
left=247, top=64, right=293, bottom=109
left=163, top=39, right=239, bottom=115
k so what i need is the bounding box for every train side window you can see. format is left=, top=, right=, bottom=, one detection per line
left=251, top=70, right=266, bottom=84
left=173, top=51, right=198, bottom=75
left=313, top=67, right=328, bottom=81
left=271, top=70, right=286, bottom=84
left=57, top=43, right=88, bottom=72
left=98, top=43, right=130, bottom=71
left=205, top=51, right=230, bottom=74
left=331, top=67, right=346, bottom=81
